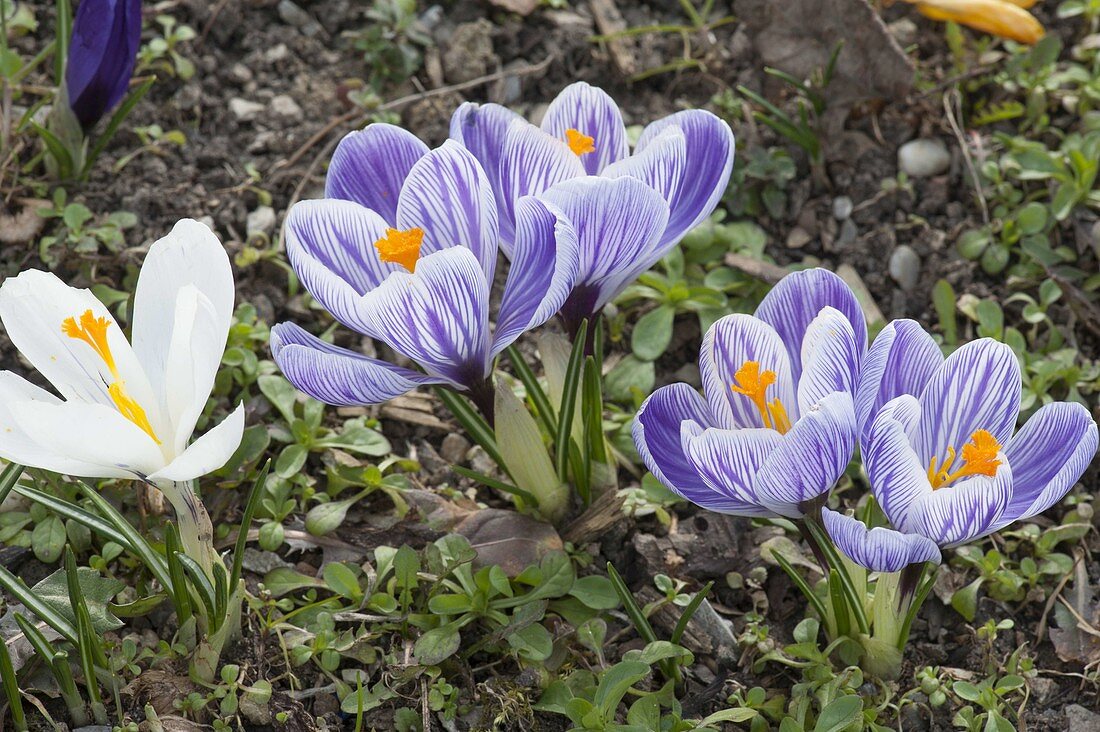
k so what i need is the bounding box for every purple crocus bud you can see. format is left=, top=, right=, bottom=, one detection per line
left=865, top=338, right=1098, bottom=548
left=822, top=509, right=940, bottom=573
left=65, top=0, right=143, bottom=130
left=632, top=269, right=867, bottom=519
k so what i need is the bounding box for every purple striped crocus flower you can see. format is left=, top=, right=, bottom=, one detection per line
left=65, top=0, right=143, bottom=130
left=632, top=269, right=866, bottom=518
left=448, top=82, right=735, bottom=333
left=862, top=335, right=1098, bottom=547
left=822, top=508, right=940, bottom=573
left=271, top=125, right=579, bottom=418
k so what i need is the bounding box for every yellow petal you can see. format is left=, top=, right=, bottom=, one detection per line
left=910, top=0, right=1045, bottom=44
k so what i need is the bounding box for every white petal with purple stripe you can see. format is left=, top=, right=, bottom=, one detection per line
left=822, top=508, right=941, bottom=573
left=541, top=81, right=629, bottom=175
left=325, top=124, right=428, bottom=223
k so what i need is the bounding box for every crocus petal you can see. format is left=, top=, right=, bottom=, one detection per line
left=910, top=459, right=1012, bottom=547
left=270, top=322, right=450, bottom=405
left=358, top=248, right=491, bottom=387
left=681, top=424, right=782, bottom=517
left=0, top=270, right=158, bottom=416
left=396, top=140, right=499, bottom=283
left=753, top=392, right=857, bottom=517
left=855, top=319, right=943, bottom=446
left=491, top=197, right=580, bottom=358
left=283, top=198, right=394, bottom=336
left=865, top=395, right=928, bottom=533
left=450, top=101, right=523, bottom=193
left=699, top=314, right=797, bottom=430
left=797, top=306, right=861, bottom=414
left=993, top=401, right=1099, bottom=530
left=602, top=127, right=686, bottom=213
left=325, top=124, right=429, bottom=222
left=538, top=176, right=669, bottom=319
left=635, top=110, right=735, bottom=248
left=0, top=372, right=129, bottom=478
left=914, top=339, right=1020, bottom=466
left=498, top=119, right=586, bottom=252
left=131, top=219, right=235, bottom=453
left=632, top=383, right=716, bottom=501
left=753, top=268, right=867, bottom=386
left=148, top=404, right=245, bottom=483
left=822, top=509, right=941, bottom=572
left=9, top=401, right=165, bottom=479
left=540, top=82, right=629, bottom=175
left=65, top=0, right=142, bottom=130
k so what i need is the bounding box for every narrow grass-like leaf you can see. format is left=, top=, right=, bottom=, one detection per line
left=64, top=550, right=106, bottom=724
left=230, top=460, right=270, bottom=591
left=83, top=75, right=155, bottom=177
left=582, top=356, right=607, bottom=467
left=451, top=465, right=538, bottom=507
left=212, top=563, right=229, bottom=633
left=828, top=569, right=851, bottom=638
left=506, top=345, right=557, bottom=435
left=14, top=484, right=130, bottom=549
left=0, top=463, right=24, bottom=507
left=772, top=551, right=829, bottom=623
left=14, top=615, right=86, bottom=726
left=606, top=562, right=657, bottom=644
left=174, top=553, right=218, bottom=623
left=805, top=518, right=870, bottom=635
left=555, top=320, right=588, bottom=482
left=671, top=581, right=714, bottom=646
left=0, top=622, right=26, bottom=731
left=30, top=120, right=74, bottom=178
left=897, top=567, right=937, bottom=650
left=75, top=482, right=173, bottom=592
left=164, top=525, right=193, bottom=628
left=569, top=438, right=589, bottom=507
left=435, top=387, right=509, bottom=475
left=54, top=0, right=71, bottom=82
left=0, top=565, right=78, bottom=644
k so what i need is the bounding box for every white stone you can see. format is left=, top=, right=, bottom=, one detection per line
left=269, top=94, right=302, bottom=121
left=888, top=245, right=921, bottom=291
left=229, top=97, right=264, bottom=122
left=246, top=206, right=277, bottom=237
left=898, top=138, right=951, bottom=178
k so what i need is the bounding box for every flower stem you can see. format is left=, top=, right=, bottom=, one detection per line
left=155, top=479, right=219, bottom=583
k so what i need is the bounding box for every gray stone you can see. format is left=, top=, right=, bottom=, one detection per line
left=837, top=218, right=858, bottom=248
left=440, top=433, right=471, bottom=464
left=264, top=43, right=290, bottom=64
left=229, top=97, right=264, bottom=122
left=786, top=226, right=812, bottom=249
left=888, top=18, right=918, bottom=46
left=277, top=0, right=323, bottom=36
left=832, top=195, right=853, bottom=221
left=228, top=63, right=253, bottom=84
left=888, top=244, right=921, bottom=291
left=898, top=138, right=951, bottom=178
left=269, top=94, right=303, bottom=121
left=246, top=206, right=277, bottom=237
left=1066, top=704, right=1100, bottom=732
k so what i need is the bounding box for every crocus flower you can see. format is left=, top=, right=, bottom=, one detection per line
left=901, top=0, right=1044, bottom=45
left=0, top=219, right=244, bottom=484
left=863, top=337, right=1098, bottom=548
left=632, top=269, right=866, bottom=518
left=65, top=0, right=143, bottom=130
left=271, top=126, right=579, bottom=417
left=447, top=82, right=734, bottom=331
left=822, top=508, right=940, bottom=573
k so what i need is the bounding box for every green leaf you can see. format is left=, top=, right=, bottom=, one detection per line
left=323, top=563, right=363, bottom=602
left=812, top=696, right=862, bottom=732
left=951, top=578, right=984, bottom=622
left=31, top=515, right=65, bottom=563
left=263, top=566, right=324, bottom=597
left=593, top=660, right=650, bottom=721
left=569, top=575, right=619, bottom=610
left=230, top=460, right=270, bottom=592
left=499, top=551, right=574, bottom=608
left=34, top=565, right=124, bottom=633
left=932, top=279, right=957, bottom=344
left=631, top=305, right=674, bottom=361
left=555, top=320, right=588, bottom=481
left=506, top=623, right=552, bottom=661
left=604, top=356, right=655, bottom=403
left=275, top=444, right=308, bottom=478
left=258, top=374, right=299, bottom=426
left=305, top=496, right=357, bottom=536
left=414, top=623, right=462, bottom=665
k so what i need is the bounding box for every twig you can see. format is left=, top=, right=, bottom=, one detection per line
left=276, top=55, right=556, bottom=207
left=943, top=89, right=989, bottom=227
left=197, top=0, right=233, bottom=47
left=1035, top=552, right=1080, bottom=644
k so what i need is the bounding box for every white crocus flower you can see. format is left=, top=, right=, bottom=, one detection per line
left=0, top=219, right=244, bottom=521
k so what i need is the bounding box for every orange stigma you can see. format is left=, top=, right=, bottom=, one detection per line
left=927, top=429, right=1002, bottom=489
left=63, top=309, right=160, bottom=444
left=730, top=360, right=791, bottom=434
left=374, top=227, right=424, bottom=273
left=565, top=128, right=595, bottom=156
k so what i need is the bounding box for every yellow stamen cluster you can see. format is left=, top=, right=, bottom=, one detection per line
left=565, top=128, right=596, bottom=156
left=927, top=429, right=1002, bottom=489
left=730, top=360, right=792, bottom=434
left=62, top=309, right=160, bottom=444
left=374, top=227, right=425, bottom=273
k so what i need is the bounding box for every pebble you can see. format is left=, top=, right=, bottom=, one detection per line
left=246, top=206, right=277, bottom=237
left=836, top=218, right=858, bottom=248
left=1066, top=704, right=1100, bottom=732
left=269, top=94, right=303, bottom=121
left=889, top=245, right=921, bottom=291
left=277, top=0, right=323, bottom=36
left=264, top=43, right=290, bottom=64
left=888, top=18, right=918, bottom=46
left=898, top=138, right=951, bottom=178
left=832, top=196, right=853, bottom=221
left=440, top=433, right=471, bottom=464
left=229, top=97, right=264, bottom=122
left=786, top=226, right=812, bottom=249
left=228, top=63, right=253, bottom=84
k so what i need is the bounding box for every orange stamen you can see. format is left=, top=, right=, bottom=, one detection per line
left=730, top=360, right=791, bottom=434
left=374, top=227, right=424, bottom=273
left=927, top=429, right=1001, bottom=489
left=565, top=128, right=596, bottom=156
